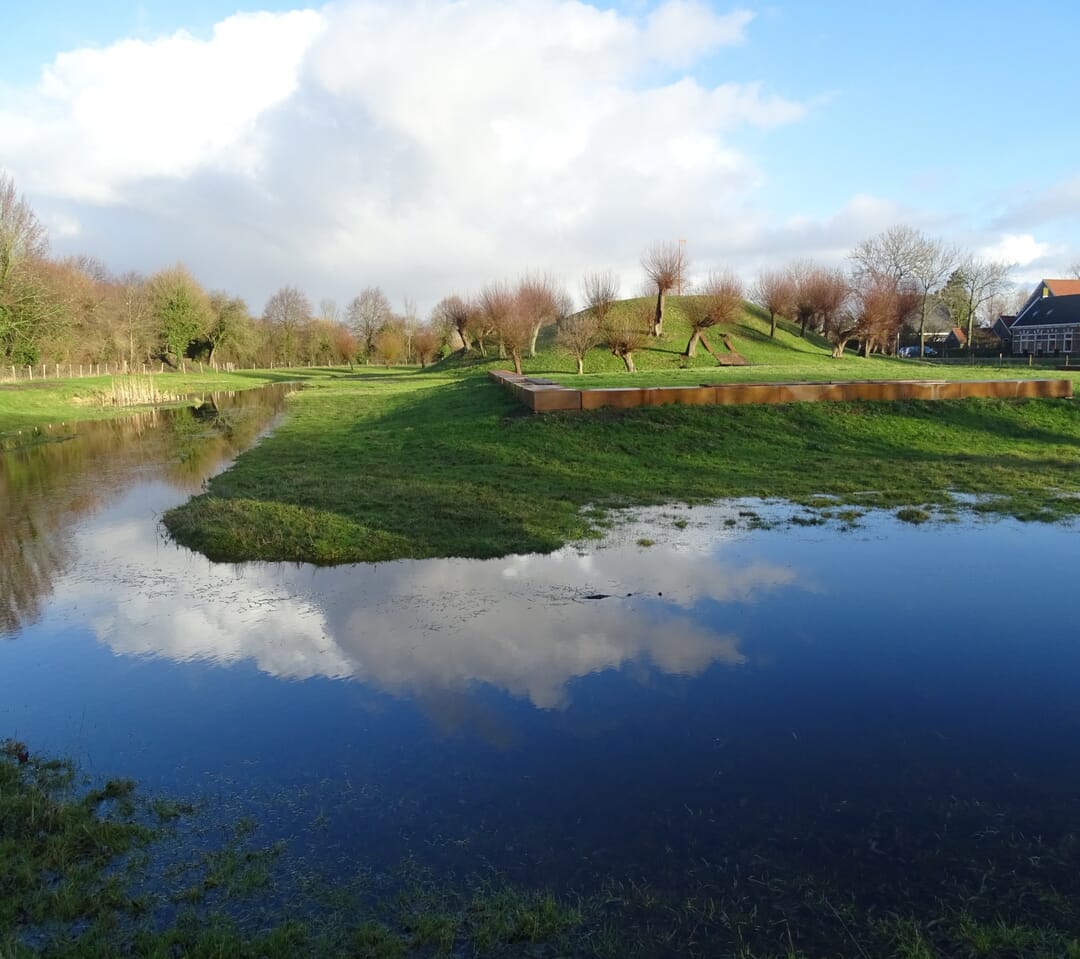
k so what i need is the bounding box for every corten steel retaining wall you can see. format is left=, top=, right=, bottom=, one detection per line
left=488, top=371, right=1073, bottom=413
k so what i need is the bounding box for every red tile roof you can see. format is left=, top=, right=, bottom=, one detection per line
left=1045, top=279, right=1080, bottom=296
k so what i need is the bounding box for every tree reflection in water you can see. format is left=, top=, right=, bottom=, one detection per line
left=0, top=385, right=292, bottom=636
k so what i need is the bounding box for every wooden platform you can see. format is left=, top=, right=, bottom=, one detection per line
left=489, top=371, right=1074, bottom=413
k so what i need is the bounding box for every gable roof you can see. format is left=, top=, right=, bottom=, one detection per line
left=1011, top=293, right=1080, bottom=330
left=1017, top=279, right=1080, bottom=320
left=992, top=315, right=1016, bottom=339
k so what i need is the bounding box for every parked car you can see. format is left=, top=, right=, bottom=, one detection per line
left=898, top=346, right=937, bottom=358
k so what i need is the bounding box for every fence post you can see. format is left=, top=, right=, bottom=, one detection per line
left=27, top=365, right=32, bottom=380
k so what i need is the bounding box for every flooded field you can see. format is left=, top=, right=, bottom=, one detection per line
left=3, top=389, right=1079, bottom=955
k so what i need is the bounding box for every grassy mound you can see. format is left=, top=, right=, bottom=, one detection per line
left=435, top=295, right=841, bottom=379
left=162, top=364, right=1080, bottom=565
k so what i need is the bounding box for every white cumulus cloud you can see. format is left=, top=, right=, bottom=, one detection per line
left=2, top=10, right=324, bottom=202
left=0, top=1, right=809, bottom=310
left=979, top=232, right=1051, bottom=267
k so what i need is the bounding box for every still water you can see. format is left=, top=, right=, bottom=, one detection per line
left=2, top=387, right=1079, bottom=945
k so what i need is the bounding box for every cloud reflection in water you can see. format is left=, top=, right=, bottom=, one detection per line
left=65, top=507, right=799, bottom=708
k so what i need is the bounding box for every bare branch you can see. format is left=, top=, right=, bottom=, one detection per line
left=641, top=241, right=687, bottom=336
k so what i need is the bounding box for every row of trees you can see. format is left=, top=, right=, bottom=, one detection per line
left=0, top=173, right=444, bottom=370
left=746, top=226, right=1015, bottom=359
left=2, top=170, right=1058, bottom=372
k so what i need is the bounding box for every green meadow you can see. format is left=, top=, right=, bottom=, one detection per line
left=2, top=298, right=1078, bottom=565
left=159, top=301, right=1080, bottom=564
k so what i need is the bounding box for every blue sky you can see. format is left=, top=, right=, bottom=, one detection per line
left=2, top=1, right=1077, bottom=311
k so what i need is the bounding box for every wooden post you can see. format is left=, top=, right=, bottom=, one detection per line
left=27, top=365, right=32, bottom=380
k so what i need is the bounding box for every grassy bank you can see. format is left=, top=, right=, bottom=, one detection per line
left=161, top=363, right=1080, bottom=565
left=0, top=369, right=294, bottom=439
left=6, top=739, right=1080, bottom=958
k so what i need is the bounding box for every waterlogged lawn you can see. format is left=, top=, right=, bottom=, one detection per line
left=163, top=366, right=1080, bottom=564
left=7, top=737, right=1080, bottom=958
left=0, top=740, right=585, bottom=958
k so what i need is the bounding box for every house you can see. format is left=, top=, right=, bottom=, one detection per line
left=1009, top=279, right=1080, bottom=356
left=991, top=314, right=1016, bottom=350
left=943, top=326, right=967, bottom=350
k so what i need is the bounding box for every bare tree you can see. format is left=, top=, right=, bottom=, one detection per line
left=556, top=312, right=601, bottom=375
left=0, top=172, right=47, bottom=289
left=842, top=276, right=919, bottom=358
left=943, top=257, right=1013, bottom=354
left=412, top=325, right=441, bottom=367
left=555, top=270, right=618, bottom=375
left=750, top=268, right=795, bottom=338
left=346, top=286, right=391, bottom=363
left=642, top=241, right=687, bottom=337
left=468, top=304, right=497, bottom=358
left=0, top=172, right=52, bottom=363
left=850, top=226, right=957, bottom=357
left=479, top=281, right=531, bottom=374
left=1069, top=260, right=1080, bottom=280
left=850, top=224, right=927, bottom=286
left=263, top=285, right=312, bottom=366
left=113, top=272, right=153, bottom=366
left=581, top=270, right=619, bottom=326
left=683, top=270, right=743, bottom=360
left=602, top=302, right=650, bottom=372
left=786, top=260, right=820, bottom=337
left=331, top=325, right=358, bottom=367
left=806, top=268, right=849, bottom=347
left=516, top=273, right=567, bottom=358
left=431, top=294, right=474, bottom=353
left=318, top=297, right=341, bottom=325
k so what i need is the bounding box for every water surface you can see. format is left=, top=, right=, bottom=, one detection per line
left=3, top=392, right=1079, bottom=945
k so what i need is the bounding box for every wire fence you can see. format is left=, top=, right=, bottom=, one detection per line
left=0, top=359, right=365, bottom=384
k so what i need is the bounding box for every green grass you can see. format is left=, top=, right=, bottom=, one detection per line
left=2, top=309, right=1078, bottom=565
left=0, top=369, right=294, bottom=439
left=159, top=360, right=1080, bottom=563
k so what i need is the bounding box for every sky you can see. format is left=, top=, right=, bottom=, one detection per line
left=2, top=0, right=1078, bottom=314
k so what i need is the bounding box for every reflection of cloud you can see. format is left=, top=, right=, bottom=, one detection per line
left=53, top=506, right=800, bottom=710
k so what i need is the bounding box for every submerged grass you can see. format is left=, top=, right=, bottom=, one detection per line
left=6, top=740, right=1080, bottom=957
left=162, top=363, right=1080, bottom=564
left=0, top=739, right=585, bottom=958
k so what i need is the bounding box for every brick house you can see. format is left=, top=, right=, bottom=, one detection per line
left=1007, top=279, right=1080, bottom=356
